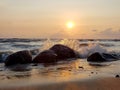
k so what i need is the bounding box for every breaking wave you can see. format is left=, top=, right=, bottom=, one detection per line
left=41, top=39, right=111, bottom=58
left=0, top=39, right=120, bottom=62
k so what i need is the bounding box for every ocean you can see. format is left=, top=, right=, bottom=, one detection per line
left=0, top=38, right=120, bottom=87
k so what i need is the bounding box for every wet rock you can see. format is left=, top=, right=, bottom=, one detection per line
left=87, top=52, right=106, bottom=62
left=33, top=50, right=57, bottom=63
left=79, top=66, right=84, bottom=69
left=5, top=50, right=32, bottom=66
left=6, top=76, right=11, bottom=79
left=91, top=72, right=94, bottom=74
left=87, top=52, right=118, bottom=62
left=115, top=75, right=120, bottom=78
left=50, top=44, right=76, bottom=60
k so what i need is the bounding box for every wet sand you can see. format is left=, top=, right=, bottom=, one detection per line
left=0, top=59, right=120, bottom=90
left=0, top=77, right=120, bottom=90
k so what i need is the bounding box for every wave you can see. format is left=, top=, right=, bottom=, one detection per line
left=79, top=43, right=114, bottom=47
left=0, top=38, right=46, bottom=43
left=0, top=51, right=13, bottom=62
left=41, top=39, right=119, bottom=58
left=12, top=44, right=40, bottom=48
left=0, top=39, right=120, bottom=62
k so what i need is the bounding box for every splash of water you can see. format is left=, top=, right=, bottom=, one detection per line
left=77, top=42, right=107, bottom=58
left=41, top=39, right=79, bottom=51
left=41, top=39, right=56, bottom=51
left=41, top=39, right=107, bottom=58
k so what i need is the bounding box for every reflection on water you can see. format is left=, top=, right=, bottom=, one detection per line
left=0, top=59, right=85, bottom=81
left=7, top=64, right=32, bottom=72
left=88, top=62, right=111, bottom=67
left=0, top=59, right=120, bottom=86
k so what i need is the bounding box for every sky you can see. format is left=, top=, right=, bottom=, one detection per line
left=0, top=0, right=120, bottom=39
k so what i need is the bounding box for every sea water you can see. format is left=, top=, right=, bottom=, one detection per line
left=0, top=38, right=120, bottom=87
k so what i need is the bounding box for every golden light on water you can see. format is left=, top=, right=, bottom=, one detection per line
left=66, top=21, right=74, bottom=29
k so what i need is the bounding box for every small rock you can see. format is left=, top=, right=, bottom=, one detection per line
left=79, top=66, right=84, bottom=69
left=6, top=76, right=11, bottom=79
left=115, top=75, right=120, bottom=78
left=91, top=72, right=94, bottom=74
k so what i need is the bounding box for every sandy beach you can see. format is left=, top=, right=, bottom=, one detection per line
left=0, top=59, right=120, bottom=90
left=0, top=77, right=119, bottom=90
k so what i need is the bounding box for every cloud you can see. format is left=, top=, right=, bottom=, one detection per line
left=95, top=28, right=120, bottom=39
left=92, top=29, right=98, bottom=32
left=100, top=28, right=119, bottom=35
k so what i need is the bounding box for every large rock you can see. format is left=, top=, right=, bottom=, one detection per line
left=5, top=50, right=32, bottom=66
left=33, top=50, right=57, bottom=63
left=50, top=44, right=76, bottom=59
left=87, top=52, right=118, bottom=62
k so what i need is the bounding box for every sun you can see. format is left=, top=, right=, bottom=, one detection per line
left=66, top=21, right=74, bottom=29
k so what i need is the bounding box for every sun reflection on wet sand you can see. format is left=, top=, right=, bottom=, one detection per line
left=0, top=59, right=120, bottom=88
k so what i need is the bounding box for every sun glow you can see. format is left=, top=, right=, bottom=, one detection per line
left=66, top=21, right=74, bottom=29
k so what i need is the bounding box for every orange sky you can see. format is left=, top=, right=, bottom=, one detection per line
left=0, top=0, right=120, bottom=39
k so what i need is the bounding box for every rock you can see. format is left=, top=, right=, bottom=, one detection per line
left=115, top=75, right=120, bottom=78
left=33, top=50, right=57, bottom=63
left=50, top=44, right=76, bottom=60
left=87, top=52, right=106, bottom=62
left=91, top=72, right=94, bottom=74
left=5, top=50, right=32, bottom=66
left=87, top=52, right=119, bottom=62
left=78, top=66, right=84, bottom=69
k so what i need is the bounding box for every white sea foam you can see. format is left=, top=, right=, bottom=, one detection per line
left=41, top=39, right=107, bottom=58
left=77, top=42, right=107, bottom=58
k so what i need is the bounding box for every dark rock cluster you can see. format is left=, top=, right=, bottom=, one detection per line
left=4, top=44, right=120, bottom=66
left=5, top=44, right=76, bottom=66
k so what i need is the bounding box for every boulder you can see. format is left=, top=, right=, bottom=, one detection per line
left=5, top=50, right=32, bottom=66
left=87, top=52, right=118, bottom=62
left=50, top=44, right=76, bottom=59
left=87, top=52, right=106, bottom=62
left=33, top=50, right=57, bottom=63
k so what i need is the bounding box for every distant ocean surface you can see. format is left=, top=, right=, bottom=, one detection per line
left=0, top=38, right=120, bottom=87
